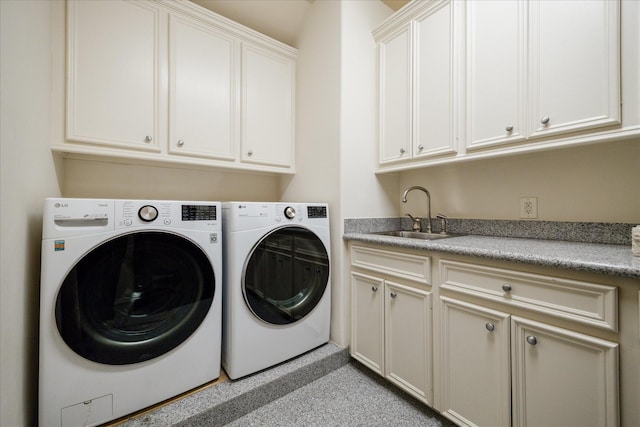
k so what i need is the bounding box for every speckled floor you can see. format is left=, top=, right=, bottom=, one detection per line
left=224, top=362, right=454, bottom=427
left=118, top=343, right=454, bottom=426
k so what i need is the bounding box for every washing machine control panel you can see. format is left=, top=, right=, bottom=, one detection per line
left=43, top=198, right=221, bottom=239
left=116, top=200, right=220, bottom=230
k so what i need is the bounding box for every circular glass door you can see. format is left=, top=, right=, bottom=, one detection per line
left=242, top=226, right=329, bottom=325
left=55, top=231, right=215, bottom=365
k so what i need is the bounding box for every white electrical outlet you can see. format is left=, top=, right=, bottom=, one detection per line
left=520, top=197, right=538, bottom=219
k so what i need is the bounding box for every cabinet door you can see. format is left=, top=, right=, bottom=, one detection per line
left=511, top=316, right=619, bottom=427
left=168, top=13, right=236, bottom=160
left=66, top=0, right=160, bottom=151
left=241, top=44, right=294, bottom=168
left=529, top=0, right=620, bottom=138
left=440, top=297, right=511, bottom=427
left=351, top=272, right=384, bottom=375
left=385, top=281, right=433, bottom=404
left=378, top=25, right=412, bottom=164
left=466, top=0, right=526, bottom=150
left=413, top=1, right=457, bottom=158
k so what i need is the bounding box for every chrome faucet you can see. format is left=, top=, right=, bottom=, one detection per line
left=402, top=186, right=432, bottom=233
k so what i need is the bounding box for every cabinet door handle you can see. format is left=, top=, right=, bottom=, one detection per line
left=485, top=323, right=495, bottom=332
left=248, top=149, right=253, bottom=156
left=144, top=135, right=153, bottom=143
left=177, top=140, right=184, bottom=146
left=371, top=285, right=378, bottom=292
left=399, top=148, right=406, bottom=154
left=390, top=292, right=397, bottom=299
left=417, top=144, right=424, bottom=151
left=526, top=336, right=538, bottom=346
left=502, top=284, right=512, bottom=292
left=540, top=116, right=550, bottom=125
left=505, top=125, right=514, bottom=132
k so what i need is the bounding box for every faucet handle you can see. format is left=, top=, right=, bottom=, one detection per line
left=406, top=213, right=422, bottom=232
left=436, top=213, right=448, bottom=234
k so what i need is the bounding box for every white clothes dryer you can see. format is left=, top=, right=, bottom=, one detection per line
left=221, top=202, right=331, bottom=379
left=39, top=198, right=222, bottom=427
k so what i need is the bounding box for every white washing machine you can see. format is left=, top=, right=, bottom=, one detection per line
left=221, top=202, right=331, bottom=379
left=39, top=198, right=222, bottom=427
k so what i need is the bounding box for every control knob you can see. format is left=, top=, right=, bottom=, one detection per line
left=138, top=205, right=158, bottom=222
left=284, top=206, right=296, bottom=219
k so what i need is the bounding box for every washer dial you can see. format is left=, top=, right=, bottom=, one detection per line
left=284, top=206, right=296, bottom=219
left=138, top=205, right=158, bottom=222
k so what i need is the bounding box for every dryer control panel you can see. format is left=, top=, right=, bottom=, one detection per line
left=222, top=202, right=329, bottom=231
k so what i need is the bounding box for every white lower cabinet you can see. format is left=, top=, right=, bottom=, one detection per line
left=385, top=281, right=432, bottom=402
left=349, top=245, right=634, bottom=425
left=440, top=276, right=619, bottom=426
left=352, top=273, right=433, bottom=404
left=350, top=245, right=433, bottom=405
left=351, top=273, right=384, bottom=374
left=510, top=316, right=618, bottom=427
left=440, top=298, right=511, bottom=427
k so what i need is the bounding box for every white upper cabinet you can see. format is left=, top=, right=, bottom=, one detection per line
left=413, top=2, right=455, bottom=159
left=528, top=0, right=620, bottom=139
left=60, top=0, right=296, bottom=174
left=376, top=0, right=457, bottom=166
left=466, top=0, right=526, bottom=150
left=168, top=13, right=236, bottom=161
left=378, top=25, right=412, bottom=163
left=467, top=0, right=620, bottom=151
left=241, top=44, right=295, bottom=168
left=375, top=0, right=636, bottom=172
left=66, top=0, right=161, bottom=151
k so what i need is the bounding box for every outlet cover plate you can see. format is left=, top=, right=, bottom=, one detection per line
left=520, top=197, right=538, bottom=219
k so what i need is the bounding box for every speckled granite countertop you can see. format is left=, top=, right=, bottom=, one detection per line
left=344, top=233, right=640, bottom=279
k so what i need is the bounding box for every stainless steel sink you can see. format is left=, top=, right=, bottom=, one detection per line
left=372, top=230, right=463, bottom=240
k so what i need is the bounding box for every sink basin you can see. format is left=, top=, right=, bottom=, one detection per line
left=373, top=230, right=463, bottom=240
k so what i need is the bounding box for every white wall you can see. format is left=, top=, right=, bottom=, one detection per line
left=340, top=1, right=398, bottom=220
left=280, top=1, right=341, bottom=205
left=0, top=2, right=62, bottom=426
left=399, top=138, right=640, bottom=223
left=283, top=0, right=393, bottom=347
left=62, top=158, right=281, bottom=201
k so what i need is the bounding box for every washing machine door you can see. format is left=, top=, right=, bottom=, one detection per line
left=55, top=231, right=215, bottom=365
left=242, top=226, right=329, bottom=325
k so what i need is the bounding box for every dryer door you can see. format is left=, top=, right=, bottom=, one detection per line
left=55, top=231, right=215, bottom=365
left=243, top=226, right=329, bottom=325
